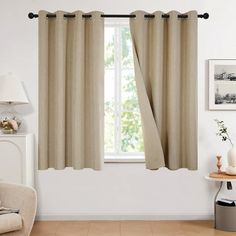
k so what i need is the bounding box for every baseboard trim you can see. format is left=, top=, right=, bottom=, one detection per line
left=36, top=214, right=213, bottom=221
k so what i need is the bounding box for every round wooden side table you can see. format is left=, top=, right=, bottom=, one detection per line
left=205, top=173, right=236, bottom=232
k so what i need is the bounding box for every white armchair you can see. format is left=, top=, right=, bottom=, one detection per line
left=0, top=182, right=37, bottom=235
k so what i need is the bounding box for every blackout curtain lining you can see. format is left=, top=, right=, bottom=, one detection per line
left=38, top=11, right=104, bottom=170
left=130, top=11, right=198, bottom=170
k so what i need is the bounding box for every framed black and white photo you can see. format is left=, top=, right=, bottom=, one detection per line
left=209, top=59, right=236, bottom=110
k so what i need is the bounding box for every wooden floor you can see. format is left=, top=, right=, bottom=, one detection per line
left=31, top=220, right=236, bottom=236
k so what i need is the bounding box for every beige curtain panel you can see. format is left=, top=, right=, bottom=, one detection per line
left=38, top=11, right=104, bottom=170
left=130, top=11, right=198, bottom=170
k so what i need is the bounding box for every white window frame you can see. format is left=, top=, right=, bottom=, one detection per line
left=104, top=19, right=144, bottom=163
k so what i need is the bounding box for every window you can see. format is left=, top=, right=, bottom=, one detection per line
left=104, top=19, right=144, bottom=162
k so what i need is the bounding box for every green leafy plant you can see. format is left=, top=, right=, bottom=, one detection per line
left=215, top=119, right=233, bottom=147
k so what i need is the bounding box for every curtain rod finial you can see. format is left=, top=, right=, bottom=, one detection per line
left=203, top=13, right=209, bottom=19
left=28, top=12, right=35, bottom=19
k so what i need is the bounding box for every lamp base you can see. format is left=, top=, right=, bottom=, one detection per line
left=0, top=104, right=21, bottom=133
left=1, top=129, right=15, bottom=134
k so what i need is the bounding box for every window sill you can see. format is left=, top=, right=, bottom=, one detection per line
left=104, top=155, right=145, bottom=163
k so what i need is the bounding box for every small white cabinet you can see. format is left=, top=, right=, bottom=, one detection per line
left=0, top=134, right=34, bottom=187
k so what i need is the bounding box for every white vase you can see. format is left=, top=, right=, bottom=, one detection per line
left=226, top=146, right=236, bottom=175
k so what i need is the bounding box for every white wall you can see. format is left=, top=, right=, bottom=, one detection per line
left=1, top=0, right=236, bottom=220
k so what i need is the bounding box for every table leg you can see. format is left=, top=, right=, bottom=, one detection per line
left=214, top=181, right=223, bottom=228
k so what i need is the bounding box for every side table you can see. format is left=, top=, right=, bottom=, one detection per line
left=205, top=174, right=236, bottom=232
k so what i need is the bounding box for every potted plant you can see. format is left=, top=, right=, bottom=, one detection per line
left=215, top=119, right=236, bottom=175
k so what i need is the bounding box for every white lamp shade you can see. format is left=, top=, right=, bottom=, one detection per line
left=0, top=74, right=29, bottom=105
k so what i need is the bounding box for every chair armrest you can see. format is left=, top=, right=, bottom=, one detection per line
left=0, top=182, right=37, bottom=236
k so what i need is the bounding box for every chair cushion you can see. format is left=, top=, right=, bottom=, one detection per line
left=0, top=213, right=22, bottom=234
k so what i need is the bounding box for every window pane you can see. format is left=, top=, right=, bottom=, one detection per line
left=121, top=27, right=133, bottom=68
left=105, top=69, right=115, bottom=152
left=105, top=69, right=115, bottom=105
left=121, top=69, right=139, bottom=112
left=121, top=111, right=144, bottom=152
left=105, top=27, right=115, bottom=68
left=105, top=109, right=115, bottom=152
left=104, top=22, right=144, bottom=156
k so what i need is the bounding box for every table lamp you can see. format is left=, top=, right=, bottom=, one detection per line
left=0, top=74, right=29, bottom=134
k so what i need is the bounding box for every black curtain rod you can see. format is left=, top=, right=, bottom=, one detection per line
left=28, top=12, right=209, bottom=19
